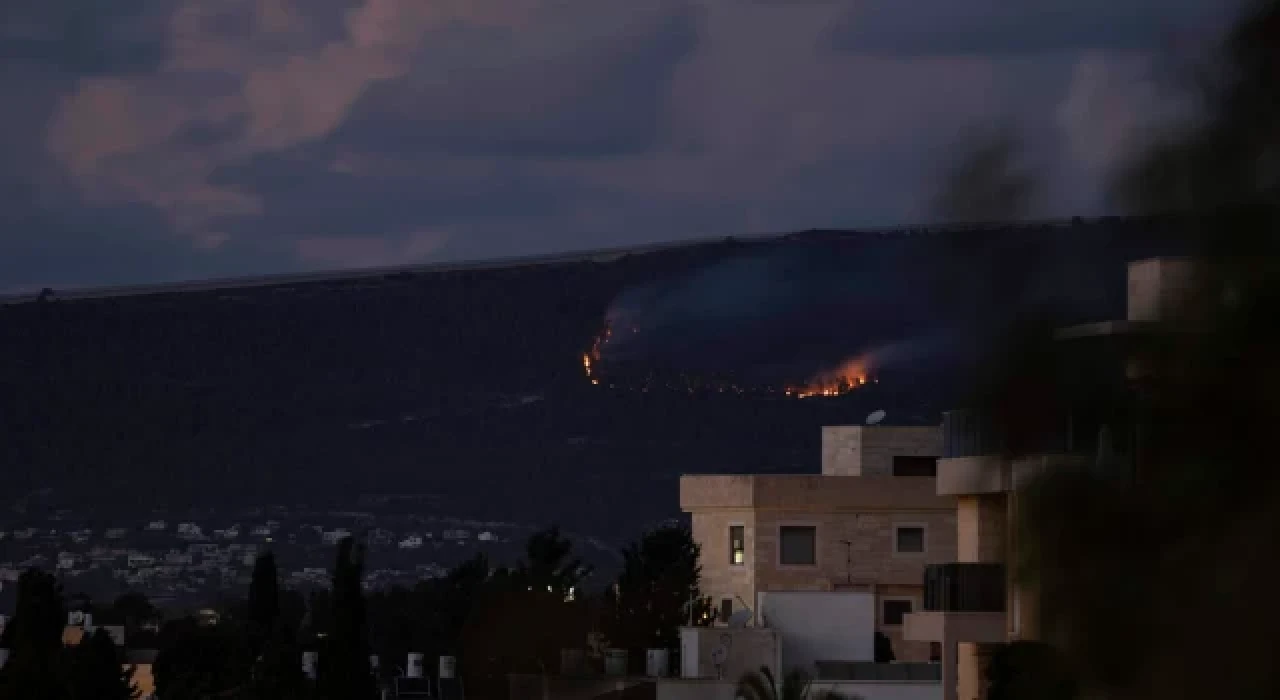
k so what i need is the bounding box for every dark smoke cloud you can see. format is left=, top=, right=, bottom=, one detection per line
left=594, top=223, right=1177, bottom=383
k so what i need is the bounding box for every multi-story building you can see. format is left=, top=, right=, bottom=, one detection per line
left=681, top=424, right=956, bottom=663
left=904, top=257, right=1198, bottom=700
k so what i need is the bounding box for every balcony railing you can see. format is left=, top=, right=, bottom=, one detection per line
left=942, top=410, right=1006, bottom=458
left=943, top=409, right=1103, bottom=459
left=923, top=563, right=1006, bottom=613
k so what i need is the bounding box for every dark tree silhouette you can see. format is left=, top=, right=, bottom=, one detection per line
left=67, top=628, right=138, bottom=700
left=457, top=527, right=594, bottom=700
left=984, top=642, right=1075, bottom=700
left=248, top=551, right=281, bottom=652
left=512, top=525, right=591, bottom=595
left=315, top=537, right=377, bottom=700
left=607, top=524, right=709, bottom=656
left=153, top=619, right=251, bottom=700
left=0, top=569, right=69, bottom=700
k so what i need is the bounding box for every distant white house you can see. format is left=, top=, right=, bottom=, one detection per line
left=322, top=528, right=351, bottom=545
left=128, top=553, right=155, bottom=567
left=177, top=523, right=203, bottom=538
left=398, top=535, right=424, bottom=549
left=477, top=531, right=497, bottom=542
left=104, top=528, right=128, bottom=540
left=146, top=520, right=167, bottom=531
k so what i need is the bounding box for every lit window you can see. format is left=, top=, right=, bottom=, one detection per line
left=729, top=525, right=745, bottom=566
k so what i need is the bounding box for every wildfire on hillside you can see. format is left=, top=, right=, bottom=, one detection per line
left=582, top=321, right=875, bottom=399
left=582, top=322, right=615, bottom=385
left=783, top=356, right=874, bottom=399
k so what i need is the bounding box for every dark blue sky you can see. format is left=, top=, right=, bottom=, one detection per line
left=0, top=0, right=1239, bottom=291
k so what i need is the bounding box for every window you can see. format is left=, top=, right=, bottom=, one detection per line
left=778, top=525, right=817, bottom=566
left=929, top=642, right=942, bottom=662
left=720, top=598, right=733, bottom=623
left=895, top=525, right=926, bottom=554
left=729, top=525, right=745, bottom=566
left=882, top=599, right=913, bottom=626
left=892, top=456, right=939, bottom=477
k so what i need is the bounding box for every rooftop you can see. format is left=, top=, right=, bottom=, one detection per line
left=679, top=474, right=953, bottom=512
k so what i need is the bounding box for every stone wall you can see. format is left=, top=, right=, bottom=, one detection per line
left=688, top=488, right=957, bottom=663
left=822, top=426, right=943, bottom=477
left=956, top=495, right=1007, bottom=563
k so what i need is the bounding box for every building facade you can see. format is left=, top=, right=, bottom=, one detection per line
left=681, top=425, right=956, bottom=662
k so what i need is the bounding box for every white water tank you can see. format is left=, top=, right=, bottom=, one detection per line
left=406, top=652, right=425, bottom=678
left=645, top=649, right=669, bottom=677
left=604, top=649, right=628, bottom=677
left=302, top=651, right=319, bottom=680
left=438, top=655, right=457, bottom=680
left=82, top=613, right=93, bottom=630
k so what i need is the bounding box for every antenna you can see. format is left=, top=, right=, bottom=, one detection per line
left=866, top=409, right=886, bottom=425
left=839, top=539, right=854, bottom=585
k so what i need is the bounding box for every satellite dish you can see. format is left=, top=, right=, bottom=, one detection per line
left=727, top=608, right=753, bottom=628
left=866, top=409, right=886, bottom=425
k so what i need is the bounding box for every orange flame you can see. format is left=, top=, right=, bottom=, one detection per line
left=582, top=322, right=612, bottom=383
left=583, top=321, right=874, bottom=399
left=784, top=355, right=873, bottom=399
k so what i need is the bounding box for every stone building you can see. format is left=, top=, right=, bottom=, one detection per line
left=680, top=424, right=955, bottom=662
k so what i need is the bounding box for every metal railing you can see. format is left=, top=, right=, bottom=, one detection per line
left=923, top=563, right=1006, bottom=613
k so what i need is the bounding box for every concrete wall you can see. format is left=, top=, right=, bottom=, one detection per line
left=955, top=495, right=1007, bottom=563
left=822, top=426, right=943, bottom=476
left=758, top=591, right=875, bottom=669
left=1127, top=258, right=1195, bottom=322
left=685, top=476, right=957, bottom=663
left=680, top=627, right=778, bottom=682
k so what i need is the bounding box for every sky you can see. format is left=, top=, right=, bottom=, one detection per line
left=0, top=0, right=1242, bottom=291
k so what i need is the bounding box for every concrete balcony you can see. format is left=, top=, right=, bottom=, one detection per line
left=904, top=609, right=1008, bottom=644
left=936, top=455, right=1009, bottom=495
left=904, top=564, right=1008, bottom=644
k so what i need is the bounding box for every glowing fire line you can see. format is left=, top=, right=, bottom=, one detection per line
left=582, top=321, right=874, bottom=398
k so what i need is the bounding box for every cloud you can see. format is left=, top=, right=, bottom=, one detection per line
left=330, top=6, right=700, bottom=160
left=828, top=0, right=1241, bottom=57
left=294, top=230, right=449, bottom=269
left=43, top=0, right=701, bottom=245
left=0, top=2, right=174, bottom=75
left=3, top=0, right=1244, bottom=289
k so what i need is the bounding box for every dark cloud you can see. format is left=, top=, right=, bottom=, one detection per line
left=1, top=0, right=1236, bottom=289
left=0, top=190, right=293, bottom=292
left=206, top=144, right=608, bottom=240
left=828, top=0, right=1239, bottom=57
left=333, top=7, right=700, bottom=160
left=0, top=1, right=174, bottom=74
